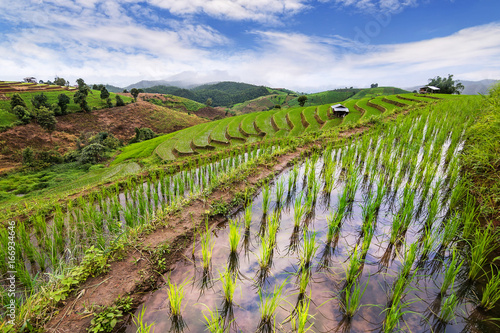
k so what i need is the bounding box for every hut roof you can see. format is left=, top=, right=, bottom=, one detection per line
left=331, top=104, right=349, bottom=112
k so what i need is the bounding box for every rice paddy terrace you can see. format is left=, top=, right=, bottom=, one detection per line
left=2, top=89, right=499, bottom=333
left=115, top=93, right=445, bottom=165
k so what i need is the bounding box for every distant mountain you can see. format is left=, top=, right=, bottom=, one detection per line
left=459, top=79, right=498, bottom=95
left=123, top=80, right=197, bottom=90
left=142, top=81, right=271, bottom=107
left=406, top=79, right=498, bottom=95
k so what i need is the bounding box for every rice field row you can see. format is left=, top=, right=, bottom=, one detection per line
left=128, top=95, right=500, bottom=333
left=114, top=93, right=454, bottom=167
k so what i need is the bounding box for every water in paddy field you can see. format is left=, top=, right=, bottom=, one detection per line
left=126, top=128, right=499, bottom=332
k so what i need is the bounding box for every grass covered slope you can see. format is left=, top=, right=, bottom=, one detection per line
left=0, top=89, right=133, bottom=114
left=115, top=93, right=454, bottom=163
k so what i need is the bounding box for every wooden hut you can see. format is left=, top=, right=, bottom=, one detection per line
left=331, top=104, right=349, bottom=118
left=419, top=86, right=440, bottom=94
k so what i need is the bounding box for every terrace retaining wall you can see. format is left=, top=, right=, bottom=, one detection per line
left=367, top=100, right=386, bottom=113
left=382, top=97, right=407, bottom=107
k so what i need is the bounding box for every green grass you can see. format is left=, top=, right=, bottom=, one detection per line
left=113, top=134, right=175, bottom=164
left=240, top=112, right=260, bottom=135
left=356, top=98, right=383, bottom=118
left=273, top=108, right=291, bottom=130
left=210, top=117, right=233, bottom=143
left=255, top=110, right=279, bottom=137
left=175, top=126, right=201, bottom=154
left=370, top=96, right=398, bottom=113
left=303, top=106, right=322, bottom=133
left=287, top=89, right=360, bottom=107
left=288, top=107, right=306, bottom=136
left=193, top=122, right=218, bottom=147
left=227, top=115, right=247, bottom=140
left=0, top=109, right=19, bottom=128
left=0, top=89, right=132, bottom=113
left=155, top=137, right=178, bottom=161
left=342, top=100, right=362, bottom=125
left=317, top=104, right=330, bottom=122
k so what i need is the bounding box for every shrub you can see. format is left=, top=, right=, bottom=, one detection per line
left=63, top=150, right=81, bottom=163
left=106, top=98, right=113, bottom=108
left=22, top=147, right=35, bottom=166
left=37, top=150, right=63, bottom=165
left=116, top=95, right=125, bottom=106
left=80, top=143, right=106, bottom=164
left=57, top=93, right=70, bottom=115
left=10, top=93, right=26, bottom=110
left=51, top=103, right=63, bottom=116
left=13, top=105, right=32, bottom=124
left=130, top=127, right=157, bottom=143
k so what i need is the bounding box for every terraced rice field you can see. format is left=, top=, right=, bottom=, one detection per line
left=115, top=94, right=432, bottom=164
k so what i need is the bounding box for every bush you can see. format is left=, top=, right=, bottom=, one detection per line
left=22, top=147, right=35, bottom=166
left=106, top=98, right=113, bottom=108
left=13, top=105, right=32, bottom=124
left=116, top=95, right=125, bottom=106
left=63, top=150, right=81, bottom=163
left=10, top=93, right=26, bottom=110
left=130, top=127, right=157, bottom=143
left=51, top=103, right=63, bottom=116
left=38, top=150, right=63, bottom=165
left=88, top=132, right=121, bottom=149
left=80, top=143, right=106, bottom=164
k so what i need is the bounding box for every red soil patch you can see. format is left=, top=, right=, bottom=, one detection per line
left=0, top=101, right=206, bottom=166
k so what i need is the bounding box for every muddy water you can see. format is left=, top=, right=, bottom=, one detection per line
left=126, top=150, right=498, bottom=332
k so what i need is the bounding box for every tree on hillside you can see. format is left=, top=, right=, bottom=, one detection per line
left=36, top=107, right=57, bottom=142
left=74, top=78, right=91, bottom=112
left=205, top=98, right=212, bottom=106
left=10, top=93, right=26, bottom=110
left=298, top=95, right=308, bottom=107
left=115, top=95, right=125, bottom=106
left=100, top=87, right=110, bottom=101
left=371, top=83, right=378, bottom=88
left=54, top=77, right=66, bottom=86
left=32, top=93, right=50, bottom=110
left=130, top=88, right=139, bottom=101
left=57, top=93, right=70, bottom=115
left=13, top=105, right=32, bottom=124
left=93, top=84, right=104, bottom=91
left=428, top=74, right=464, bottom=94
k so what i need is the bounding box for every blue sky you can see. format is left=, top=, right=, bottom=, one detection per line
left=0, top=0, right=499, bottom=92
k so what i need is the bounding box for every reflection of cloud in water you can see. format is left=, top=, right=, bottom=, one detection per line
left=126, top=152, right=479, bottom=332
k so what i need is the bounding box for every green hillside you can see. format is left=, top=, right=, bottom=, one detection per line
left=143, top=81, right=271, bottom=107
left=113, top=92, right=439, bottom=164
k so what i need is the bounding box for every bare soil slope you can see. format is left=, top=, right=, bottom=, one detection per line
left=0, top=101, right=207, bottom=169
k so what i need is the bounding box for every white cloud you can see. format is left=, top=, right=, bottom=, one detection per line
left=146, top=0, right=309, bottom=22
left=0, top=1, right=498, bottom=91
left=334, top=0, right=418, bottom=13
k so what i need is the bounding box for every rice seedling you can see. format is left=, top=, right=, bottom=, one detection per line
left=290, top=295, right=314, bottom=333
left=201, top=220, right=215, bottom=271
left=341, top=277, right=369, bottom=319
left=228, top=219, right=240, bottom=254
left=166, top=276, right=190, bottom=317
left=133, top=306, right=156, bottom=333
left=439, top=292, right=459, bottom=323
left=326, top=211, right=342, bottom=246
left=257, top=234, right=274, bottom=273
left=275, top=179, right=285, bottom=206
left=468, top=225, right=499, bottom=280
left=400, top=243, right=418, bottom=279
left=344, top=247, right=363, bottom=286
left=440, top=213, right=462, bottom=249
left=220, top=268, right=237, bottom=304
left=479, top=270, right=500, bottom=310
left=294, top=193, right=306, bottom=227
left=201, top=304, right=230, bottom=333
left=440, top=248, right=463, bottom=296
left=299, top=231, right=318, bottom=271
left=262, top=182, right=271, bottom=215
left=258, top=279, right=287, bottom=332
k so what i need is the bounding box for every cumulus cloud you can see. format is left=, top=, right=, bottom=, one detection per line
left=0, top=1, right=498, bottom=91
left=146, top=0, right=309, bottom=22
left=334, top=0, right=418, bottom=13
